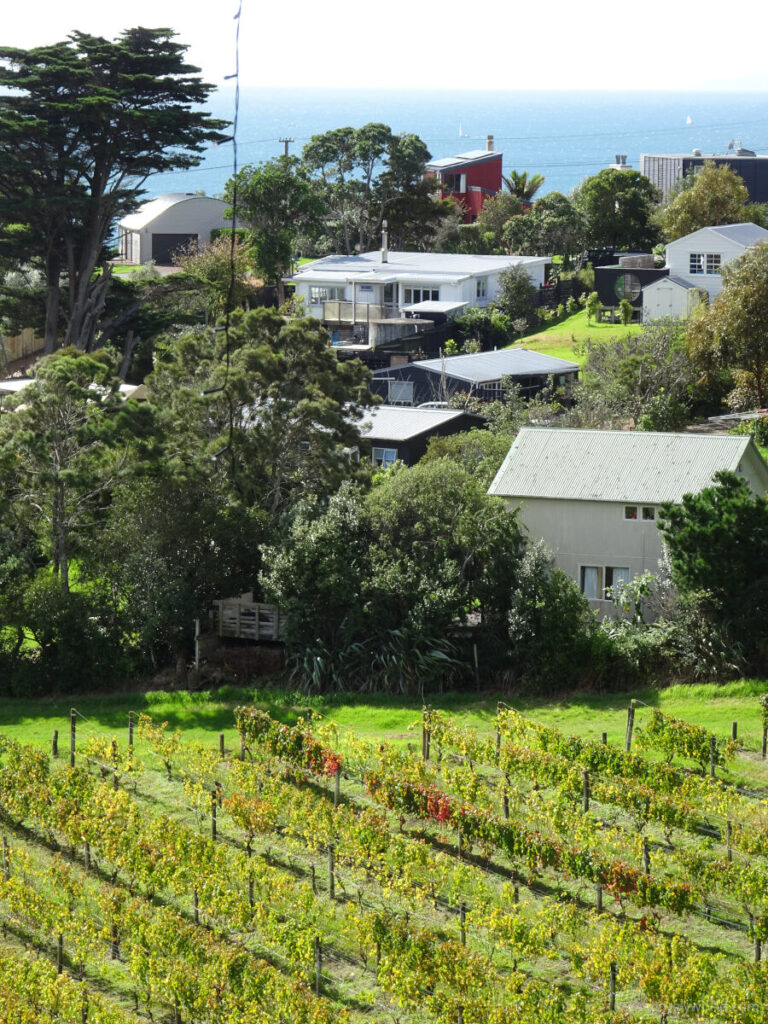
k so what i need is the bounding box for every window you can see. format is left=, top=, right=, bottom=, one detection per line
left=476, top=277, right=488, bottom=299
left=605, top=566, right=630, bottom=599
left=689, top=253, right=721, bottom=275
left=403, top=287, right=440, bottom=305
left=624, top=506, right=638, bottom=520
left=383, top=283, right=395, bottom=305
left=614, top=273, right=641, bottom=301
left=580, top=566, right=602, bottom=600
left=642, top=506, right=656, bottom=521
left=372, top=447, right=397, bottom=467
left=387, top=380, right=414, bottom=405
left=310, top=285, right=345, bottom=303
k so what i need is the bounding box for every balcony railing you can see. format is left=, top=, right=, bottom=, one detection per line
left=323, top=300, right=400, bottom=323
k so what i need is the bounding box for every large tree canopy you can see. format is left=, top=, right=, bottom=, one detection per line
left=572, top=168, right=660, bottom=251
left=0, top=28, right=226, bottom=353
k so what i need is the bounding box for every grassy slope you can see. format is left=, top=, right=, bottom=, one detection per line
left=508, top=309, right=642, bottom=364
left=3, top=679, right=766, bottom=771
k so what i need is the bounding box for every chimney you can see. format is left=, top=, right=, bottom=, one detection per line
left=486, top=134, right=494, bottom=152
left=381, top=219, right=388, bottom=263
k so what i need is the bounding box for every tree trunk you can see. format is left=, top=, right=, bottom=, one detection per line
left=45, top=252, right=62, bottom=354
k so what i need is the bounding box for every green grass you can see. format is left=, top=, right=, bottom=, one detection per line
left=508, top=309, right=642, bottom=364
left=2, top=679, right=766, bottom=771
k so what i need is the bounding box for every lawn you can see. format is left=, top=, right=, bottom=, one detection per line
left=508, top=308, right=642, bottom=364
left=2, top=678, right=766, bottom=771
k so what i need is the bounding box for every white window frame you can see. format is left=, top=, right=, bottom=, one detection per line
left=689, top=253, right=721, bottom=275
left=403, top=286, right=440, bottom=305
left=309, top=285, right=345, bottom=303
left=642, top=506, right=656, bottom=521
left=372, top=447, right=397, bottom=467
left=476, top=277, right=488, bottom=299
left=624, top=505, right=638, bottom=521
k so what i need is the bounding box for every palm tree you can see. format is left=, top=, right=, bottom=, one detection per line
left=502, top=170, right=546, bottom=203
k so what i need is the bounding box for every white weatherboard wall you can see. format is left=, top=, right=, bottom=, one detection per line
left=642, top=279, right=700, bottom=322
left=119, top=195, right=230, bottom=264
left=509, top=497, right=664, bottom=614
left=665, top=225, right=768, bottom=300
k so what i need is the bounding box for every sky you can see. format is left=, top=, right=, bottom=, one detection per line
left=4, top=0, right=768, bottom=92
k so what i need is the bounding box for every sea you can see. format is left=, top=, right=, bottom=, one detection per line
left=147, top=87, right=768, bottom=200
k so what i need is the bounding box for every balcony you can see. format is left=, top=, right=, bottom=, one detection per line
left=322, top=300, right=400, bottom=324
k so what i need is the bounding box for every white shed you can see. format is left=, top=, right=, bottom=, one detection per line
left=642, top=276, right=706, bottom=322
left=664, top=223, right=768, bottom=301
left=117, top=193, right=231, bottom=265
left=488, top=428, right=768, bottom=616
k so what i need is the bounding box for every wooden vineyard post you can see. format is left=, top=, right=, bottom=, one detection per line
left=314, top=937, right=322, bottom=996
left=81, top=990, right=89, bottom=1024
left=601, top=732, right=607, bottom=745
left=422, top=707, right=431, bottom=762
left=609, top=961, right=617, bottom=1011
left=726, top=821, right=733, bottom=863
left=310, top=863, right=317, bottom=895
left=57, top=933, right=64, bottom=974
left=112, top=739, right=119, bottom=791
left=211, top=790, right=217, bottom=841
left=219, top=733, right=225, bottom=757
left=248, top=874, right=254, bottom=908
left=582, top=770, right=590, bottom=813
left=710, top=736, right=717, bottom=778
left=84, top=842, right=90, bottom=873
left=732, top=720, right=738, bottom=741
left=1, top=836, right=8, bottom=882
left=111, top=924, right=119, bottom=960
left=596, top=882, right=603, bottom=915
left=70, top=709, right=77, bottom=767
left=193, top=889, right=199, bottom=926
left=495, top=703, right=502, bottom=757
left=334, top=768, right=340, bottom=808
left=457, top=829, right=463, bottom=861
left=624, top=701, right=636, bottom=753
left=128, top=711, right=134, bottom=748
left=52, top=730, right=58, bottom=758
left=460, top=901, right=466, bottom=946
left=642, top=838, right=650, bottom=875
left=328, top=846, right=335, bottom=899
left=457, top=1007, right=464, bottom=1024
left=763, top=724, right=767, bottom=761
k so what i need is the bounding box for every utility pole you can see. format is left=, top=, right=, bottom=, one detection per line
left=279, top=136, right=294, bottom=157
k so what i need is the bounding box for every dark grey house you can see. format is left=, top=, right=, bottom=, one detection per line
left=360, top=405, right=481, bottom=466
left=640, top=150, right=768, bottom=203
left=371, top=349, right=579, bottom=407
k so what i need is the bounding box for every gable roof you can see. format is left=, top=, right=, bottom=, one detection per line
left=361, top=405, right=470, bottom=442
left=408, top=348, right=579, bottom=383
left=644, top=275, right=700, bottom=292
left=669, top=222, right=768, bottom=250
left=488, top=428, right=768, bottom=504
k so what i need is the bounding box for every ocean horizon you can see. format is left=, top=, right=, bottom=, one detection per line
left=148, top=87, right=768, bottom=201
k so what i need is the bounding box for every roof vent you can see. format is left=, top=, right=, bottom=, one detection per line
left=486, top=135, right=494, bottom=152
left=381, top=219, right=388, bottom=264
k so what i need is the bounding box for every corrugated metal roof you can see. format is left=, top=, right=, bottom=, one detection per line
left=411, top=348, right=579, bottom=383
left=119, top=193, right=227, bottom=231
left=707, top=223, right=768, bottom=246
left=290, top=251, right=548, bottom=282
left=360, top=405, right=467, bottom=441
left=426, top=151, right=501, bottom=170
left=488, top=428, right=765, bottom=504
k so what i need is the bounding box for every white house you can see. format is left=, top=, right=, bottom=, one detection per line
left=488, top=428, right=768, bottom=614
left=117, top=193, right=232, bottom=265
left=643, top=222, right=768, bottom=320
left=286, top=248, right=549, bottom=347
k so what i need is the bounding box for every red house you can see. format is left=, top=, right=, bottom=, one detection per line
left=425, top=137, right=503, bottom=223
